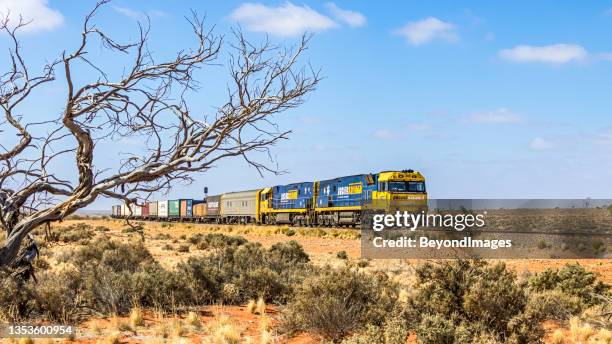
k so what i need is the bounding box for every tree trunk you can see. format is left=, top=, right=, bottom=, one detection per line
left=0, top=229, right=27, bottom=268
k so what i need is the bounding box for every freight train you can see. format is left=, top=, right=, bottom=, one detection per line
left=111, top=170, right=427, bottom=227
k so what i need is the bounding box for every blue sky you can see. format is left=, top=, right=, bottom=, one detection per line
left=1, top=0, right=612, bottom=209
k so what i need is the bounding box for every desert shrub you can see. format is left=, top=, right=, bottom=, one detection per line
left=337, top=324, right=383, bottom=344
left=94, top=226, right=110, bottom=232
left=396, top=260, right=543, bottom=343
left=177, top=244, right=190, bottom=253
left=155, top=233, right=172, bottom=240
left=416, top=314, right=454, bottom=344
left=121, top=225, right=144, bottom=234
left=526, top=289, right=582, bottom=320
left=336, top=250, right=348, bottom=260
left=176, top=256, right=223, bottom=304
left=234, top=267, right=288, bottom=302
left=382, top=315, right=409, bottom=344
left=2, top=234, right=312, bottom=323
left=221, top=283, right=240, bottom=304
left=176, top=240, right=311, bottom=304
left=55, top=223, right=94, bottom=244
left=190, top=233, right=247, bottom=250
left=267, top=240, right=309, bottom=271
left=281, top=267, right=397, bottom=341
left=33, top=267, right=84, bottom=322
left=529, top=263, right=610, bottom=307
left=0, top=271, right=37, bottom=321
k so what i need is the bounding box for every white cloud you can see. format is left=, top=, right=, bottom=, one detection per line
left=530, top=137, right=554, bottom=150
left=229, top=2, right=337, bottom=37
left=113, top=6, right=140, bottom=19
left=0, top=0, right=63, bottom=33
left=466, top=108, right=523, bottom=124
left=113, top=6, right=168, bottom=20
left=325, top=2, right=365, bottom=27
left=499, top=44, right=588, bottom=64
left=372, top=129, right=399, bottom=140
left=395, top=17, right=458, bottom=45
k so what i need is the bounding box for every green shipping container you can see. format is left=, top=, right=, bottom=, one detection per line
left=168, top=200, right=180, bottom=217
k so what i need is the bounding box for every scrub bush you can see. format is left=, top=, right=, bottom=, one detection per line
left=529, top=263, right=610, bottom=307
left=396, top=260, right=543, bottom=343
left=281, top=267, right=397, bottom=342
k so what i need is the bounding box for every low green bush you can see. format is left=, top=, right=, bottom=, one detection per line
left=529, top=263, right=610, bottom=307
left=281, top=267, right=397, bottom=342
left=395, top=260, right=543, bottom=344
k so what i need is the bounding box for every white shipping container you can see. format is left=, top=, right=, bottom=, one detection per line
left=121, top=204, right=131, bottom=217
left=158, top=200, right=169, bottom=218
left=130, top=204, right=142, bottom=217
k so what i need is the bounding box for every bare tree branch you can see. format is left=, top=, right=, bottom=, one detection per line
left=0, top=1, right=320, bottom=267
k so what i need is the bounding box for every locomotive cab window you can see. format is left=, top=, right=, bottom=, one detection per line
left=386, top=181, right=426, bottom=193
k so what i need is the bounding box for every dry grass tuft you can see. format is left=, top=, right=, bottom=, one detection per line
left=186, top=311, right=202, bottom=329
left=569, top=317, right=594, bottom=343
left=246, top=299, right=256, bottom=314
left=171, top=319, right=188, bottom=337
left=112, top=316, right=132, bottom=332
left=255, top=297, right=266, bottom=315
left=260, top=329, right=274, bottom=344
left=105, top=332, right=121, bottom=344
left=209, top=315, right=241, bottom=344
left=18, top=338, right=34, bottom=344
left=551, top=329, right=564, bottom=344
left=129, top=306, right=144, bottom=327
left=594, top=328, right=612, bottom=344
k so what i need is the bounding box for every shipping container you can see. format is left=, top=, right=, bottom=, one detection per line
left=121, top=204, right=131, bottom=217
left=130, top=204, right=142, bottom=217
left=142, top=203, right=150, bottom=217
left=193, top=203, right=206, bottom=217
left=168, top=200, right=180, bottom=217
left=149, top=201, right=159, bottom=217
left=179, top=199, right=193, bottom=218
left=206, top=195, right=221, bottom=216
left=220, top=190, right=257, bottom=221
left=158, top=200, right=168, bottom=218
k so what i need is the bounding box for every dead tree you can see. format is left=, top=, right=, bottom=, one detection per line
left=0, top=1, right=319, bottom=267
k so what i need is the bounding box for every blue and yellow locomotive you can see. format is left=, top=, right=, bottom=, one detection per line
left=112, top=169, right=427, bottom=227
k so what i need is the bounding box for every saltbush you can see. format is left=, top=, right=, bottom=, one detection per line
left=529, top=263, right=610, bottom=307
left=281, top=267, right=397, bottom=341
left=397, top=260, right=543, bottom=343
